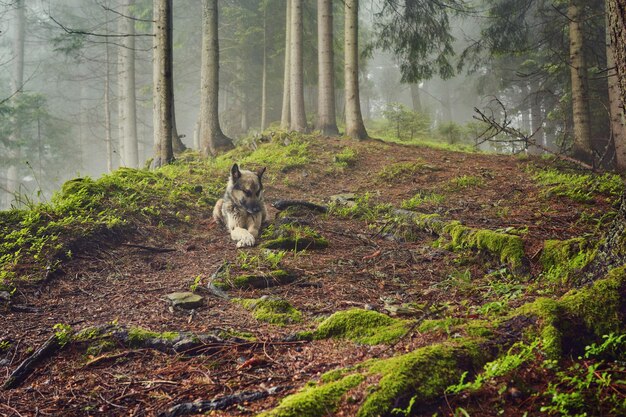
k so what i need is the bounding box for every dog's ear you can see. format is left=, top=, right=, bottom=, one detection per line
left=256, top=167, right=266, bottom=180
left=231, top=163, right=241, bottom=181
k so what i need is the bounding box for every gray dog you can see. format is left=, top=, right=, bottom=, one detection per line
left=213, top=164, right=267, bottom=247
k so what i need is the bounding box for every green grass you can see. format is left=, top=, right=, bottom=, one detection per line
left=532, top=167, right=623, bottom=203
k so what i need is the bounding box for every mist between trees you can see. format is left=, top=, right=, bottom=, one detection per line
left=0, top=0, right=623, bottom=209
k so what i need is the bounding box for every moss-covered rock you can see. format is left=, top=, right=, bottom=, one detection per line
left=443, top=221, right=526, bottom=270
left=235, top=297, right=303, bottom=326
left=540, top=238, right=595, bottom=283
left=312, top=308, right=410, bottom=345
left=262, top=224, right=329, bottom=251
left=257, top=373, right=365, bottom=417
left=213, top=269, right=296, bottom=290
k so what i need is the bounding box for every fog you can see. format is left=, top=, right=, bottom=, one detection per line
left=0, top=0, right=615, bottom=209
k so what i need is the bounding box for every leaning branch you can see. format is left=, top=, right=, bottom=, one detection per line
left=48, top=15, right=154, bottom=38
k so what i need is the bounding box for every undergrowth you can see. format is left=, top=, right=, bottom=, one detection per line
left=532, top=167, right=623, bottom=203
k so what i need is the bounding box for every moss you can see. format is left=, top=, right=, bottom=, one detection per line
left=532, top=167, right=623, bottom=203
left=257, top=373, right=365, bottom=417
left=313, top=308, right=410, bottom=345
left=357, top=341, right=483, bottom=417
left=540, top=238, right=595, bottom=283
left=262, top=224, right=329, bottom=251
left=448, top=175, right=484, bottom=190
left=333, top=147, right=358, bottom=167
left=127, top=328, right=179, bottom=346
left=514, top=298, right=562, bottom=359
left=443, top=222, right=526, bottom=268
left=231, top=270, right=295, bottom=289
left=378, top=161, right=430, bottom=182
left=235, top=297, right=303, bottom=326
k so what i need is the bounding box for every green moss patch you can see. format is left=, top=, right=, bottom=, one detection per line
left=378, top=161, right=438, bottom=182
left=312, top=308, right=410, bottom=345
left=262, top=224, right=329, bottom=251
left=532, top=167, right=623, bottom=203
left=213, top=269, right=296, bottom=290
left=540, top=238, right=595, bottom=284
left=442, top=221, right=526, bottom=269
left=235, top=297, right=303, bottom=326
left=257, top=373, right=365, bottom=417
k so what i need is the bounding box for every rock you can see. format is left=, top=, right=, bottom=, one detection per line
left=166, top=292, right=204, bottom=310
left=0, top=291, right=11, bottom=302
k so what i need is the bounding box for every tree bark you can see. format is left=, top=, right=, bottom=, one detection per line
left=6, top=0, right=25, bottom=207
left=568, top=0, right=593, bottom=165
left=171, top=99, right=187, bottom=153
left=280, top=0, right=291, bottom=130
left=260, top=4, right=268, bottom=131
left=289, top=0, right=307, bottom=132
left=344, top=0, right=368, bottom=139
left=119, top=1, right=139, bottom=168
left=104, top=13, right=114, bottom=173
left=529, top=79, right=545, bottom=154
left=316, top=0, right=339, bottom=136
left=410, top=83, right=422, bottom=114
left=607, top=2, right=626, bottom=172
left=153, top=0, right=174, bottom=167
left=199, top=0, right=234, bottom=157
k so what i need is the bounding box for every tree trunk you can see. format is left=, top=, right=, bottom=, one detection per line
left=199, top=0, right=234, bottom=157
left=119, top=1, right=139, bottom=168
left=587, top=0, right=626, bottom=282
left=569, top=0, right=593, bottom=165
left=316, top=0, right=339, bottom=136
left=280, top=0, right=291, bottom=130
left=171, top=99, right=187, bottom=153
left=530, top=79, right=545, bottom=154
left=6, top=0, right=25, bottom=207
left=153, top=0, right=174, bottom=167
left=104, top=14, right=114, bottom=173
left=344, top=0, right=368, bottom=139
left=607, top=2, right=626, bottom=172
left=289, top=0, right=307, bottom=132
left=410, top=83, right=422, bottom=114
left=260, top=4, right=268, bottom=131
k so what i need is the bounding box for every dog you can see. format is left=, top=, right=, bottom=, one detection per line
left=213, top=164, right=267, bottom=247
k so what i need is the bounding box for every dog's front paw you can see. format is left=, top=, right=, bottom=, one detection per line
left=237, top=234, right=256, bottom=248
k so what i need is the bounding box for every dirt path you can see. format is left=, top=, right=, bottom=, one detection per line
left=0, top=137, right=611, bottom=416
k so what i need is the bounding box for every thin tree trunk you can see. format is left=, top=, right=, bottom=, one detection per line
left=171, top=99, right=187, bottom=153
left=104, top=14, right=113, bottom=173
left=530, top=80, right=545, bottom=154
left=607, top=3, right=626, bottom=171
left=281, top=0, right=291, bottom=130
left=344, top=0, right=368, bottom=139
left=153, top=0, right=174, bottom=167
left=260, top=4, right=268, bottom=131
left=569, top=0, right=593, bottom=165
left=316, top=0, right=339, bottom=136
left=200, top=0, right=234, bottom=156
left=290, top=0, right=307, bottom=132
left=410, top=84, right=422, bottom=114
left=120, top=1, right=139, bottom=168
left=6, top=0, right=25, bottom=207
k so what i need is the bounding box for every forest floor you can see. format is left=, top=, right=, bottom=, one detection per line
left=0, top=134, right=621, bottom=417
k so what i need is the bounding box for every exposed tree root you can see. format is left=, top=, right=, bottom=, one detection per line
left=3, top=334, right=65, bottom=390
left=271, top=199, right=328, bottom=213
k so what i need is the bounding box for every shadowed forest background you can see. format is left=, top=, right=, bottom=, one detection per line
left=1, top=0, right=623, bottom=207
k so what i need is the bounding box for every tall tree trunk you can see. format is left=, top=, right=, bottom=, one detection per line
left=410, top=84, right=422, bottom=114
left=6, top=0, right=25, bottom=207
left=104, top=14, right=114, bottom=173
left=280, top=0, right=291, bottom=130
left=530, top=79, right=545, bottom=153
left=153, top=0, right=174, bottom=167
left=344, top=0, right=368, bottom=139
left=120, top=1, right=139, bottom=168
left=316, top=0, right=339, bottom=136
left=607, top=3, right=626, bottom=171
left=200, top=0, right=234, bottom=156
left=260, top=4, right=268, bottom=131
left=171, top=99, right=187, bottom=153
left=289, top=0, right=307, bottom=132
left=569, top=0, right=593, bottom=165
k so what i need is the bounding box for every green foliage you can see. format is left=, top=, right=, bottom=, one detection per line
left=381, top=103, right=431, bottom=141
left=235, top=297, right=303, bottom=326
left=437, top=121, right=463, bottom=144
left=262, top=224, right=329, bottom=251
left=313, top=308, right=410, bottom=345
left=448, top=175, right=484, bottom=190
left=532, top=168, right=623, bottom=203
left=53, top=323, right=73, bottom=347
left=400, top=192, right=445, bottom=210
left=446, top=339, right=539, bottom=394
left=333, top=147, right=358, bottom=168
left=540, top=238, right=596, bottom=284
left=378, top=161, right=428, bottom=182
left=329, top=193, right=393, bottom=221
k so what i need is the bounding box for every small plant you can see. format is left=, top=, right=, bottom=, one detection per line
left=333, top=147, right=358, bottom=167
left=400, top=192, right=445, bottom=210
left=53, top=323, right=73, bottom=347
left=189, top=275, right=202, bottom=292
left=448, top=175, right=484, bottom=190
left=378, top=161, right=427, bottom=182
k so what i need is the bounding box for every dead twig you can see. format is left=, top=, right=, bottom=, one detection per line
left=121, top=243, right=176, bottom=253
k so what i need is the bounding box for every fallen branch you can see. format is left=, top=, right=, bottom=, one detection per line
left=3, top=334, right=65, bottom=390
left=272, top=199, right=328, bottom=213
left=157, top=387, right=287, bottom=417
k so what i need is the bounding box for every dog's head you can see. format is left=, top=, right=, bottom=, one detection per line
left=228, top=163, right=266, bottom=214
